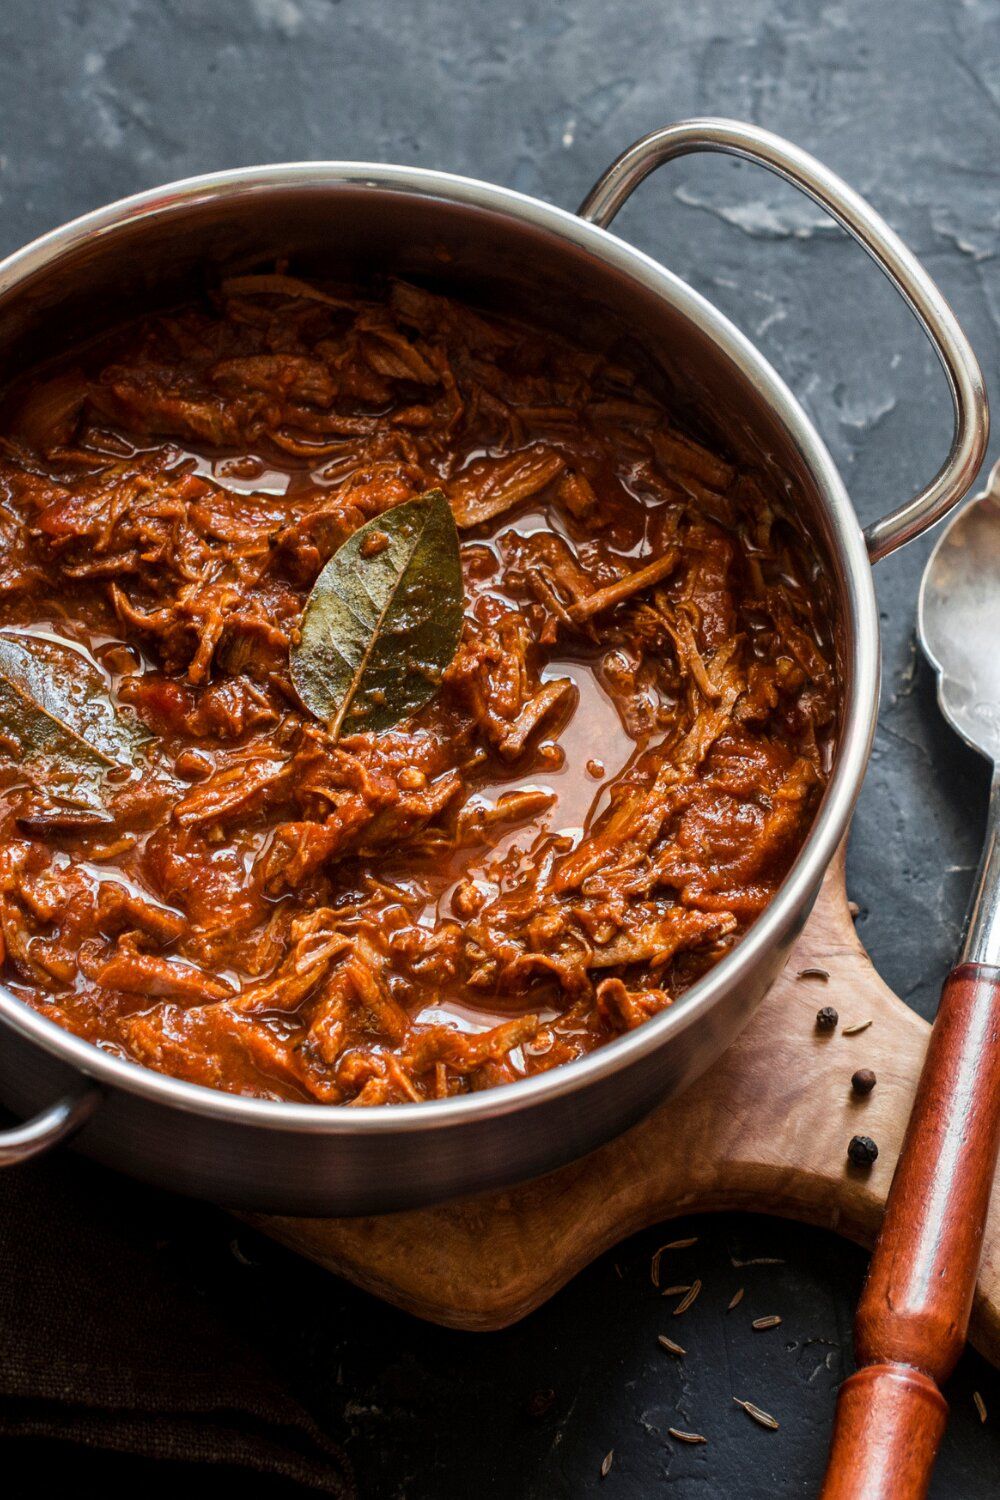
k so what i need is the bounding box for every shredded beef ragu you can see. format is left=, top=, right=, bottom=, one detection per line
left=0, top=274, right=837, bottom=1105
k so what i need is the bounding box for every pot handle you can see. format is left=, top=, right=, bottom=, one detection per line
left=0, top=1086, right=100, bottom=1166
left=578, top=118, right=989, bottom=563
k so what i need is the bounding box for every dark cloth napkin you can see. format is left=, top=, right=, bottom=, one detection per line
left=0, top=1133, right=354, bottom=1496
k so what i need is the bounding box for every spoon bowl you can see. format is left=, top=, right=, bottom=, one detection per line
left=918, top=458, right=1000, bottom=762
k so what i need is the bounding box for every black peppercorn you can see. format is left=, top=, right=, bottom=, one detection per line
left=851, top=1068, right=877, bottom=1096
left=848, top=1134, right=878, bottom=1167
left=816, top=1005, right=839, bottom=1032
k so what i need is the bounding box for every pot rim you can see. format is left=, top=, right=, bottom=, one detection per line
left=0, top=160, right=878, bottom=1134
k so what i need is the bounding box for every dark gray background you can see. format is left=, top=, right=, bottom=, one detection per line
left=1, top=0, right=999, bottom=1494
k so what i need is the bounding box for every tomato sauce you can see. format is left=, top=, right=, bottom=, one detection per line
left=0, top=274, right=837, bottom=1103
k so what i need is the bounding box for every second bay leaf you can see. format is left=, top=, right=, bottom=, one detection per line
left=0, top=631, right=145, bottom=808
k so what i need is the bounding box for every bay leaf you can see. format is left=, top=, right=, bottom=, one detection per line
left=0, top=631, right=144, bottom=806
left=291, top=490, right=464, bottom=738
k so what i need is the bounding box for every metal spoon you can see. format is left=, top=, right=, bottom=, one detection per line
left=822, top=458, right=1000, bottom=1500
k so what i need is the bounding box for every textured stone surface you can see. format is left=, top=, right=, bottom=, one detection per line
left=1, top=0, right=999, bottom=1494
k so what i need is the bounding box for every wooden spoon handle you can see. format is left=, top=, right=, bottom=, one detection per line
left=820, top=963, right=1000, bottom=1499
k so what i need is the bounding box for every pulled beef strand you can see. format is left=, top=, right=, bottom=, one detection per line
left=0, top=276, right=837, bottom=1105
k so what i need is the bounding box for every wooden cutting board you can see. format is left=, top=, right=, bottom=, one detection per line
left=251, top=848, right=1000, bottom=1367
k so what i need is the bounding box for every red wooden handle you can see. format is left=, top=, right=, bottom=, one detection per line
left=820, top=963, right=1000, bottom=1499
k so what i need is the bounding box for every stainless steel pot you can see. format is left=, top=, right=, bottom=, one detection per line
left=0, top=120, right=987, bottom=1214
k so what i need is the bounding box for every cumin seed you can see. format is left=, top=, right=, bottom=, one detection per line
left=673, top=1279, right=702, bottom=1315
left=734, top=1397, right=779, bottom=1430
left=668, top=1427, right=706, bottom=1444
left=661, top=1284, right=692, bottom=1297
left=651, top=1237, right=698, bottom=1287
left=601, top=1450, right=614, bottom=1478
left=727, top=1287, right=745, bottom=1311
left=842, top=1019, right=873, bottom=1036
left=658, top=1334, right=686, bottom=1356
left=752, top=1315, right=782, bottom=1330
left=973, top=1391, right=987, bottom=1424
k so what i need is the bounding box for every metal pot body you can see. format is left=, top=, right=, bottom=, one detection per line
left=0, top=122, right=986, bottom=1213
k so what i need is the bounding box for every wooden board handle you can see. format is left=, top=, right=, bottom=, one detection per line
left=821, top=963, right=1000, bottom=1499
